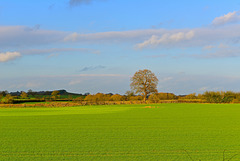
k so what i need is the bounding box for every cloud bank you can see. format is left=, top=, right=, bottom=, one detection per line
left=2, top=10, right=240, bottom=61
left=63, top=25, right=240, bottom=49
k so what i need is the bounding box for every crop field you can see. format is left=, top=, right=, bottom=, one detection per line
left=1, top=104, right=240, bottom=160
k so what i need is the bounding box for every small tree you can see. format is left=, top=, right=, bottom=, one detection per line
left=20, top=92, right=28, bottom=99
left=130, top=69, right=158, bottom=101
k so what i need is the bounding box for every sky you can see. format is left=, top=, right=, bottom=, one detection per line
left=1, top=0, right=240, bottom=95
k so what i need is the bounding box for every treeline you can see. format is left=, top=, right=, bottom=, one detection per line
left=0, top=90, right=84, bottom=104
left=72, top=91, right=240, bottom=104
left=1, top=90, right=240, bottom=104
left=149, top=91, right=240, bottom=103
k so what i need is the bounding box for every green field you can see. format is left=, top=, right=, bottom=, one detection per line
left=1, top=104, right=240, bottom=160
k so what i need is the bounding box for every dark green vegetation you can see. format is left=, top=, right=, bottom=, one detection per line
left=1, top=104, right=240, bottom=160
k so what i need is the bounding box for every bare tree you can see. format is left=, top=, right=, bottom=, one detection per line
left=130, top=69, right=158, bottom=101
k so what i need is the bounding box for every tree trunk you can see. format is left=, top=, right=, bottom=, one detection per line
left=144, top=92, right=147, bottom=103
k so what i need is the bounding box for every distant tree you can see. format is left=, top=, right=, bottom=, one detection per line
left=1, top=91, right=8, bottom=97
left=130, top=69, right=158, bottom=101
left=20, top=92, right=28, bottom=99
left=27, top=89, right=37, bottom=97
left=27, top=89, right=33, bottom=95
left=51, top=90, right=60, bottom=100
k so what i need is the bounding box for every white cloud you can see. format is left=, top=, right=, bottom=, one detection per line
left=0, top=52, right=21, bottom=62
left=136, top=31, right=194, bottom=49
left=212, top=11, right=240, bottom=26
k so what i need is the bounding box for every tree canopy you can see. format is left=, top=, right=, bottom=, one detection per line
left=130, top=69, right=158, bottom=101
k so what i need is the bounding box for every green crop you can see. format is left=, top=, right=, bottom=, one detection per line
left=1, top=104, right=240, bottom=160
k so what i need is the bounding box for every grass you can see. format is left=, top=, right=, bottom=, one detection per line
left=1, top=103, right=240, bottom=160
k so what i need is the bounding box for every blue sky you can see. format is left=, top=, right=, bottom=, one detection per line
left=1, top=0, right=240, bottom=95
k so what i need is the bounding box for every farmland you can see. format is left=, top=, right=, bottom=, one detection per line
left=1, top=104, right=240, bottom=160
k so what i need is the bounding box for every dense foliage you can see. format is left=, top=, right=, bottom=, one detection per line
left=130, top=69, right=158, bottom=101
